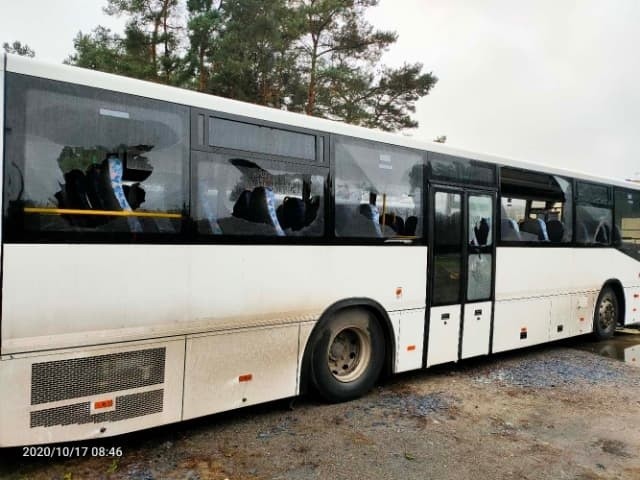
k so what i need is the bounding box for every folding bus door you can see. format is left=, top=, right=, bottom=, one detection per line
left=426, top=187, right=496, bottom=367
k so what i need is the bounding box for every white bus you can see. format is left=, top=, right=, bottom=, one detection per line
left=1, top=54, right=639, bottom=447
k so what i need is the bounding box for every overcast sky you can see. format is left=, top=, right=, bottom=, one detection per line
left=1, top=0, right=639, bottom=180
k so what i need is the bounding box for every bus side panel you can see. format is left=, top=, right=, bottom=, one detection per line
left=183, top=324, right=299, bottom=420
left=0, top=338, right=184, bottom=448
left=624, top=287, right=640, bottom=325
left=1, top=245, right=428, bottom=355
left=390, top=308, right=426, bottom=373
left=0, top=54, right=4, bottom=252
left=494, top=247, right=640, bottom=353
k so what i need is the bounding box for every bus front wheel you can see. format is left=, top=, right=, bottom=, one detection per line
left=593, top=286, right=619, bottom=340
left=309, top=308, right=385, bottom=403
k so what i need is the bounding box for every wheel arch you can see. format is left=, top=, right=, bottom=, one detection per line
left=601, top=278, right=626, bottom=326
left=299, top=298, right=396, bottom=394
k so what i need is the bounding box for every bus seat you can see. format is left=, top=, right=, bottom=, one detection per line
left=63, top=169, right=92, bottom=210
left=594, top=221, right=610, bottom=244
left=106, top=156, right=142, bottom=233
left=474, top=217, right=490, bottom=245
left=249, top=186, right=285, bottom=236
left=520, top=218, right=548, bottom=241
left=538, top=218, right=549, bottom=241
left=501, top=219, right=521, bottom=241
left=359, top=203, right=382, bottom=237
left=405, top=216, right=418, bottom=236
left=546, top=219, right=565, bottom=243
left=334, top=203, right=382, bottom=237
left=380, top=213, right=404, bottom=234
left=232, top=190, right=252, bottom=220
left=277, top=196, right=306, bottom=231
left=85, top=163, right=106, bottom=210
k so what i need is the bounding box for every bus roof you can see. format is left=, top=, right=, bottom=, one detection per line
left=4, top=53, right=639, bottom=192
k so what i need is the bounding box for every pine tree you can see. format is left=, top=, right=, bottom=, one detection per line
left=184, top=0, right=224, bottom=91
left=67, top=0, right=438, bottom=132
left=104, top=0, right=183, bottom=82
left=2, top=41, right=35, bottom=57
left=209, top=0, right=303, bottom=107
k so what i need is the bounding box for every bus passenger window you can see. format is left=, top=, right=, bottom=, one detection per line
left=576, top=182, right=613, bottom=245
left=334, top=137, right=424, bottom=240
left=499, top=168, right=572, bottom=244
left=193, top=153, right=325, bottom=237
left=3, top=74, right=188, bottom=238
left=614, top=189, right=640, bottom=260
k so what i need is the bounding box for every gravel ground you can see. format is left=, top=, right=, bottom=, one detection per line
left=473, top=349, right=638, bottom=388
left=2, top=334, right=640, bottom=480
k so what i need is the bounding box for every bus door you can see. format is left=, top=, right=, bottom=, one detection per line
left=425, top=187, right=496, bottom=367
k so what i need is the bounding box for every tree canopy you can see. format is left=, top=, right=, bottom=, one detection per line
left=3, top=41, right=35, bottom=57
left=66, top=0, right=437, bottom=132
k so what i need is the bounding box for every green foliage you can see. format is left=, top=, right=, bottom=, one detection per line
left=2, top=41, right=35, bottom=57
left=67, top=0, right=437, bottom=132
left=57, top=146, right=107, bottom=174
left=209, top=0, right=304, bottom=107
left=184, top=0, right=224, bottom=91
left=293, top=0, right=397, bottom=114
left=67, top=0, right=182, bottom=82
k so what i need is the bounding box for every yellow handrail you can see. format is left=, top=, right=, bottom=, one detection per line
left=23, top=207, right=182, bottom=219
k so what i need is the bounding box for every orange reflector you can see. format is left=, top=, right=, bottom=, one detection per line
left=634, top=294, right=639, bottom=299
left=407, top=345, right=416, bottom=351
left=395, top=287, right=403, bottom=298
left=239, top=374, right=253, bottom=382
left=579, top=317, right=585, bottom=322
left=520, top=327, right=527, bottom=333
left=94, top=399, right=113, bottom=410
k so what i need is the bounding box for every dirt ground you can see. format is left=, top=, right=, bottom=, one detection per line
left=2, top=333, right=640, bottom=480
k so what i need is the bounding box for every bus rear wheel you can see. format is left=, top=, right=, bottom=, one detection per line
left=309, top=308, right=385, bottom=403
left=593, top=286, right=619, bottom=340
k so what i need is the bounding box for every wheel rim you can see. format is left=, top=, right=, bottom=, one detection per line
left=327, top=327, right=372, bottom=383
left=598, top=295, right=617, bottom=330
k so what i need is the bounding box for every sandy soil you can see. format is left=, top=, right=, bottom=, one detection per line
left=2, top=334, right=640, bottom=480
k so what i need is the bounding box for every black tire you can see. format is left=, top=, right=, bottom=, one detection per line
left=593, top=286, right=619, bottom=340
left=308, top=308, right=385, bottom=403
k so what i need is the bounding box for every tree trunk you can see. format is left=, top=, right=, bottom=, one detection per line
left=198, top=45, right=207, bottom=91
left=305, top=34, right=319, bottom=115
left=151, top=18, right=160, bottom=79
left=162, top=0, right=170, bottom=83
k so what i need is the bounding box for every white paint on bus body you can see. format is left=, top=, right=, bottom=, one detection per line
left=492, top=247, right=640, bottom=353
left=0, top=338, right=185, bottom=447
left=495, top=247, right=640, bottom=301
left=1, top=244, right=428, bottom=355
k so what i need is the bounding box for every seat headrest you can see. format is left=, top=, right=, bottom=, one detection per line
left=232, top=190, right=252, bottom=220
left=249, top=186, right=285, bottom=235
left=546, top=219, right=564, bottom=243
left=279, top=196, right=306, bottom=231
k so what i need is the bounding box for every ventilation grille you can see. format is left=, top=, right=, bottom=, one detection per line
left=31, top=348, right=166, bottom=405
left=30, top=389, right=164, bottom=428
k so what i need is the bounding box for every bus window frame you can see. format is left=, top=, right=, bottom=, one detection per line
left=497, top=167, right=576, bottom=248
left=330, top=133, right=428, bottom=245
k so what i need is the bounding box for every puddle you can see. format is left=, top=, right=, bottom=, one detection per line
left=575, top=330, right=640, bottom=367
